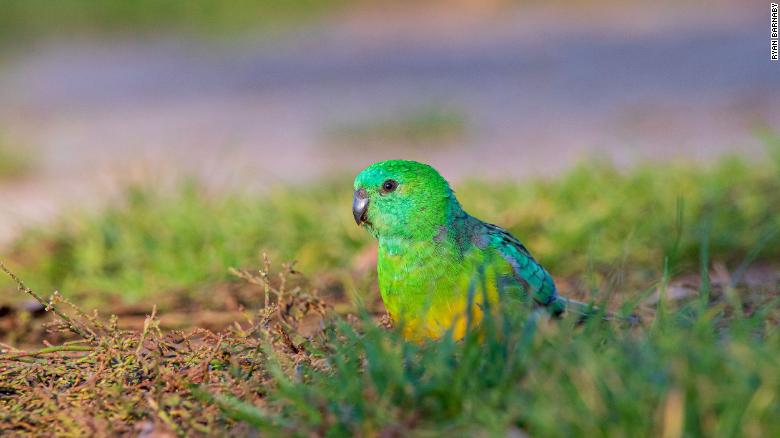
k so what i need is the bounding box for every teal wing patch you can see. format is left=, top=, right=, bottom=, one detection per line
left=481, top=222, right=560, bottom=309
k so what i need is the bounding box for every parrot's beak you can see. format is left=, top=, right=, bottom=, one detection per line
left=353, top=188, right=369, bottom=225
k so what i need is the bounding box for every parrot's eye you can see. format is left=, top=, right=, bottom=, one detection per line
left=381, top=179, right=398, bottom=193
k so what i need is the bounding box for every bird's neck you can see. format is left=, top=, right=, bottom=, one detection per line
left=379, top=196, right=465, bottom=248
left=381, top=208, right=471, bottom=262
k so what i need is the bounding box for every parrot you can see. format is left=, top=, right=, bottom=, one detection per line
left=352, top=159, right=590, bottom=341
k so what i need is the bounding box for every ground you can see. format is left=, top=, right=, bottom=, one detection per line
left=1, top=148, right=779, bottom=435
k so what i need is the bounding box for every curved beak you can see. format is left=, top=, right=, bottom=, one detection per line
left=353, top=188, right=369, bottom=225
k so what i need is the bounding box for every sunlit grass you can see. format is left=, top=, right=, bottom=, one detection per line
left=0, top=0, right=349, bottom=45
left=5, top=147, right=779, bottom=306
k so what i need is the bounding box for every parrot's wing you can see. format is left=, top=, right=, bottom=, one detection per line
left=481, top=222, right=561, bottom=310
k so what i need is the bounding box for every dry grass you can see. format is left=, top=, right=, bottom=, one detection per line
left=0, top=258, right=336, bottom=436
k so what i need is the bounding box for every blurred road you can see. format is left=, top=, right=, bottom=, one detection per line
left=0, top=2, right=777, bottom=245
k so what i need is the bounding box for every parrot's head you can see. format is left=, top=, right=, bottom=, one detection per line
left=353, top=160, right=457, bottom=240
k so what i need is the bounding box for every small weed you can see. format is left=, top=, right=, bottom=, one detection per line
left=0, top=142, right=33, bottom=180
left=0, top=259, right=332, bottom=436
left=328, top=104, right=468, bottom=148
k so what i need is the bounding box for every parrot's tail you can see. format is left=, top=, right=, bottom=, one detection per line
left=554, top=296, right=640, bottom=325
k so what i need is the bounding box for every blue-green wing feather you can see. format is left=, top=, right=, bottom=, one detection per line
left=480, top=222, right=565, bottom=314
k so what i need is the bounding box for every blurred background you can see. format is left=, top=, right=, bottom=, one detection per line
left=0, top=0, right=776, bottom=249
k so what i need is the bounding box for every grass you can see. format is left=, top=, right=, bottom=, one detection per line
left=226, top=293, right=780, bottom=436
left=6, top=149, right=780, bottom=305
left=0, top=255, right=778, bottom=435
left=0, top=0, right=350, bottom=46
left=1, top=141, right=780, bottom=435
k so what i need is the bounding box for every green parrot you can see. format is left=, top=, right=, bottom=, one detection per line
left=353, top=160, right=585, bottom=341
